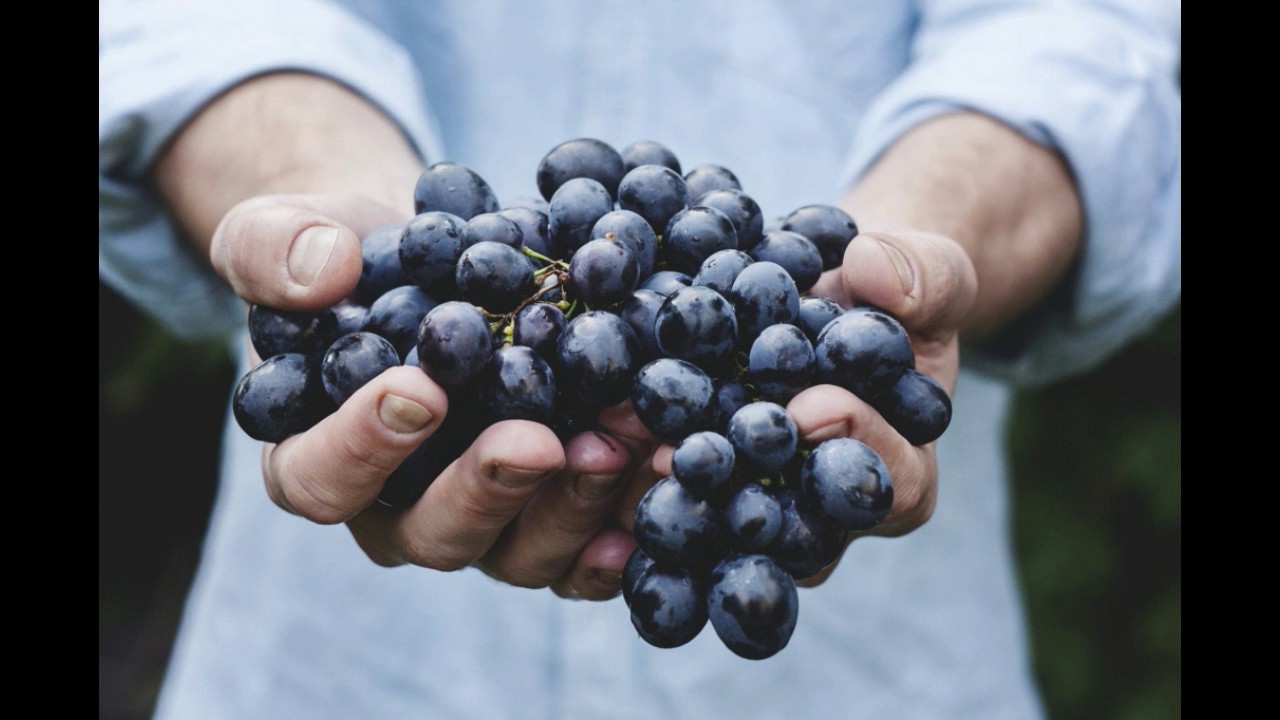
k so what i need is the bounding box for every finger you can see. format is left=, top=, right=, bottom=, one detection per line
left=476, top=432, right=632, bottom=588
left=840, top=231, right=977, bottom=339
left=788, top=384, right=937, bottom=537
left=264, top=366, right=446, bottom=524
left=210, top=194, right=405, bottom=310
left=347, top=420, right=566, bottom=571
left=551, top=529, right=636, bottom=600
left=596, top=399, right=658, bottom=449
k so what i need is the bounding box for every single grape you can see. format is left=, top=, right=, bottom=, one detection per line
left=555, top=311, right=641, bottom=409
left=683, top=164, right=741, bottom=199
left=462, top=212, right=524, bottom=249
left=693, top=249, right=754, bottom=296
left=723, top=484, right=783, bottom=552
left=621, top=140, right=681, bottom=174
left=475, top=345, right=557, bottom=424
left=749, top=230, right=823, bottom=292
left=616, top=289, right=666, bottom=362
left=569, top=237, right=640, bottom=308
left=320, top=332, right=400, bottom=405
left=653, top=285, right=738, bottom=372
left=870, top=369, right=952, bottom=446
left=548, top=177, right=614, bottom=255
left=781, top=204, right=859, bottom=270
left=631, top=358, right=716, bottom=442
left=633, top=476, right=722, bottom=569
left=640, top=270, right=694, bottom=297
left=399, top=211, right=466, bottom=296
left=663, top=206, right=739, bottom=274
left=706, top=554, right=798, bottom=660
left=537, top=138, right=625, bottom=201
left=498, top=207, right=558, bottom=259
left=695, top=189, right=764, bottom=252
left=233, top=353, right=334, bottom=443
left=362, top=286, right=439, bottom=359
left=512, top=302, right=567, bottom=362
left=727, top=402, right=798, bottom=477
left=800, top=437, right=894, bottom=531
left=356, top=224, right=409, bottom=304
left=671, top=431, right=736, bottom=498
left=710, top=379, right=750, bottom=434
left=247, top=304, right=340, bottom=359
left=413, top=162, right=499, bottom=219
left=416, top=301, right=495, bottom=386
left=729, top=261, right=800, bottom=346
left=746, top=324, right=816, bottom=404
left=618, top=164, right=692, bottom=235
left=814, top=308, right=914, bottom=398
left=591, top=209, right=658, bottom=280
left=796, top=296, right=843, bottom=343
left=629, top=564, right=708, bottom=649
left=455, top=241, right=537, bottom=314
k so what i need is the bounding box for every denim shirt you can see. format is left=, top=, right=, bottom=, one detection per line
left=99, top=2, right=1180, bottom=717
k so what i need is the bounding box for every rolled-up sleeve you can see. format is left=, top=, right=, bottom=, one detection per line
left=99, top=0, right=444, bottom=338
left=842, top=0, right=1181, bottom=384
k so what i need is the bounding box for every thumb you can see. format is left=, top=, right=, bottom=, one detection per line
left=840, top=230, right=977, bottom=339
left=211, top=194, right=407, bottom=310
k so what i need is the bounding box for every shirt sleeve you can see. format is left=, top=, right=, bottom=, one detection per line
left=99, top=0, right=445, bottom=339
left=841, top=0, right=1181, bottom=385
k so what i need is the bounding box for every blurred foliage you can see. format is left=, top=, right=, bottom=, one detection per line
left=1008, top=306, right=1181, bottom=720
left=99, top=281, right=1181, bottom=719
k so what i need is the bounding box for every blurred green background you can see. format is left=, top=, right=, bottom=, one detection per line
left=98, top=282, right=1181, bottom=720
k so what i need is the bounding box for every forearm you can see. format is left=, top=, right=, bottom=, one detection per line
left=842, top=112, right=1083, bottom=339
left=152, top=72, right=425, bottom=254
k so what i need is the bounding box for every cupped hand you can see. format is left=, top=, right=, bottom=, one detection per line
left=213, top=193, right=636, bottom=599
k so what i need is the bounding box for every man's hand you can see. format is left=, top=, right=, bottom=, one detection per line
left=154, top=74, right=639, bottom=600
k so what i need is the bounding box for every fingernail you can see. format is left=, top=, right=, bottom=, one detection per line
left=573, top=473, right=621, bottom=501
left=874, top=238, right=914, bottom=295
left=379, top=394, right=433, bottom=433
left=803, top=419, right=850, bottom=443
left=288, top=225, right=339, bottom=286
left=494, top=466, right=548, bottom=488
left=593, top=569, right=622, bottom=588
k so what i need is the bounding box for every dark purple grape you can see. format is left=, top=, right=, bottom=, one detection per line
left=693, top=249, right=754, bottom=296
left=711, top=379, right=750, bottom=434
left=870, top=369, right=952, bottom=446
left=233, top=353, right=334, bottom=442
left=356, top=224, right=409, bottom=304
left=362, top=286, right=439, bottom=359
left=413, top=162, right=499, bottom=220
left=537, top=138, right=625, bottom=201
left=548, top=177, right=614, bottom=256
left=724, top=484, right=783, bottom=552
left=695, top=189, right=764, bottom=252
left=331, top=301, right=368, bottom=337
left=749, top=230, right=823, bottom=292
left=618, top=165, right=691, bottom=235
left=622, top=547, right=656, bottom=607
left=555, top=311, right=641, bottom=409
left=591, top=209, right=657, bottom=280
left=320, top=332, right=400, bottom=405
left=621, top=140, right=681, bottom=174
left=462, top=212, right=524, bottom=249
left=706, top=554, right=798, bottom=660
left=399, top=211, right=466, bottom=296
left=455, top=241, right=537, bottom=314
left=796, top=296, right=843, bottom=343
left=746, top=324, right=815, bottom=404
left=801, top=437, right=893, bottom=531
left=569, top=237, right=639, bottom=308
left=781, top=204, right=858, bottom=270
left=727, top=402, right=797, bottom=477
left=248, top=304, right=340, bottom=359
left=503, top=196, right=550, bottom=214
left=640, top=270, right=693, bottom=297
left=512, top=302, right=567, bottom=362
left=630, top=358, right=715, bottom=442
left=653, top=285, right=738, bottom=372
left=671, top=431, right=735, bottom=498
left=416, top=301, right=495, bottom=386
left=476, top=345, right=557, bottom=424
left=499, top=207, right=558, bottom=259
left=633, top=476, right=722, bottom=569
left=770, top=487, right=845, bottom=579
left=616, top=289, right=666, bottom=361
left=814, top=309, right=913, bottom=398
left=629, top=564, right=708, bottom=649
left=683, top=164, right=741, bottom=199
left=663, top=206, right=738, bottom=274
left=729, top=262, right=800, bottom=346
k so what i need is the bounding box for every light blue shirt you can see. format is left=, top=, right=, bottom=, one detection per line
left=99, top=2, right=1181, bottom=718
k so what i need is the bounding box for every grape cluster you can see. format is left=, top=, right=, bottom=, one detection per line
left=232, top=138, right=953, bottom=660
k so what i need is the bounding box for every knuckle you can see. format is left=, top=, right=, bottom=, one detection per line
left=402, top=536, right=471, bottom=572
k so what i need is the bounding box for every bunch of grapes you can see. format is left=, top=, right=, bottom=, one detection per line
left=232, top=138, right=953, bottom=660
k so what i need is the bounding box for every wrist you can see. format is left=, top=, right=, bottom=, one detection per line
left=153, top=72, right=424, bottom=253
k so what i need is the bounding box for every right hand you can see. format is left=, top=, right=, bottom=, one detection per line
left=214, top=193, right=639, bottom=600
